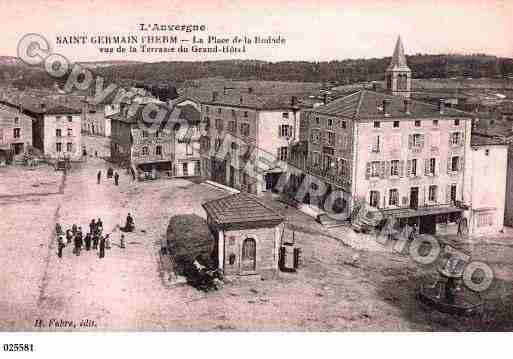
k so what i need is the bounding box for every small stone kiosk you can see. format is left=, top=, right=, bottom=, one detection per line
left=202, top=193, right=284, bottom=279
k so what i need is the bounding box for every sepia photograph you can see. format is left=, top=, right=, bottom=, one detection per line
left=0, top=0, right=512, bottom=357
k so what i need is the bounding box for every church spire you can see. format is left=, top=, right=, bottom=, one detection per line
left=388, top=36, right=408, bottom=69
left=385, top=35, right=411, bottom=98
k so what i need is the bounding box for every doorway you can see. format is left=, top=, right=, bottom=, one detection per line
left=11, top=143, right=24, bottom=155
left=241, top=238, right=256, bottom=272
left=410, top=187, right=419, bottom=209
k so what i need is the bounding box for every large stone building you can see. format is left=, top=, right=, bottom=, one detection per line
left=0, top=104, right=34, bottom=164
left=109, top=100, right=174, bottom=179
left=0, top=94, right=82, bottom=160
left=176, top=88, right=304, bottom=195
left=288, top=37, right=507, bottom=236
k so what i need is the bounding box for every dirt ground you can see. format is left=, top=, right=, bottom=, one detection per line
left=1, top=135, right=512, bottom=331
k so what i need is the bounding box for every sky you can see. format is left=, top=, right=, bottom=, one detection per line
left=1, top=0, right=512, bottom=63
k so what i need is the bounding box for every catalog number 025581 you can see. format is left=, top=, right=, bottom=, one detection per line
left=3, top=344, right=34, bottom=352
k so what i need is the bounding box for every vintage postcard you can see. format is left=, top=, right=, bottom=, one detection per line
left=0, top=0, right=512, bottom=355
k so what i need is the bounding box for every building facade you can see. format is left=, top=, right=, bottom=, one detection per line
left=178, top=89, right=302, bottom=195
left=0, top=104, right=33, bottom=164
left=287, top=37, right=504, bottom=237
left=202, top=193, right=284, bottom=279
left=109, top=102, right=174, bottom=179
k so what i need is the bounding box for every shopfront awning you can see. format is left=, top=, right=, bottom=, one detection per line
left=381, top=205, right=464, bottom=219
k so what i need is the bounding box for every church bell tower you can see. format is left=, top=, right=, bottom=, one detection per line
left=385, top=36, right=412, bottom=98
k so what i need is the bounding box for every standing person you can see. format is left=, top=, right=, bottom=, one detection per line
left=84, top=232, right=91, bottom=251
left=65, top=229, right=72, bottom=244
left=57, top=236, right=65, bottom=258
left=114, top=172, right=119, bottom=186
left=89, top=219, right=96, bottom=236
left=74, top=232, right=81, bottom=256
left=72, top=223, right=78, bottom=235
left=97, top=170, right=101, bottom=184
left=125, top=213, right=134, bottom=232
left=97, top=218, right=103, bottom=233
left=92, top=233, right=99, bottom=250
left=99, top=235, right=106, bottom=259
left=120, top=234, right=125, bottom=249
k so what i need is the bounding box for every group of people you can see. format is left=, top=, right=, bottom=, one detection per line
left=97, top=167, right=120, bottom=186
left=55, top=219, right=124, bottom=259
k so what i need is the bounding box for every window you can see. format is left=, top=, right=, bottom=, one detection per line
left=279, top=125, right=291, bottom=137
left=67, top=128, right=72, bottom=136
left=412, top=133, right=423, bottom=148
left=315, top=117, right=320, bottom=125
left=13, top=128, right=20, bottom=138
left=326, top=131, right=335, bottom=146
left=393, top=121, right=400, bottom=128
left=56, top=142, right=62, bottom=152
left=56, top=116, right=62, bottom=121
left=282, top=112, right=289, bottom=119
left=411, top=158, right=418, bottom=176
left=327, top=118, right=333, bottom=128
left=428, top=185, right=438, bottom=202
left=278, top=146, right=288, bottom=161
left=374, top=121, right=380, bottom=128
left=450, top=132, right=462, bottom=146
left=415, top=120, right=421, bottom=127
left=454, top=119, right=460, bottom=126
left=194, top=161, right=200, bottom=175
left=215, top=119, right=223, bottom=130
left=371, top=161, right=381, bottom=177
left=228, top=121, right=236, bottom=133
left=433, top=120, right=439, bottom=127
left=241, top=123, right=250, bottom=137
left=339, top=158, right=348, bottom=177
left=428, top=158, right=436, bottom=175
left=67, top=115, right=72, bottom=122
left=370, top=190, right=380, bottom=208
left=203, top=117, right=211, bottom=131
left=241, top=238, right=256, bottom=271
left=450, top=184, right=457, bottom=203
left=341, top=120, right=347, bottom=129
left=156, top=145, right=162, bottom=156
left=371, top=135, right=380, bottom=153
left=186, top=143, right=193, bottom=156
left=243, top=111, right=248, bottom=118
left=451, top=156, right=460, bottom=172
left=66, top=142, right=72, bottom=152
left=215, top=137, right=222, bottom=150
left=485, top=149, right=490, bottom=156
left=312, top=152, right=321, bottom=166
left=155, top=130, right=160, bottom=138
left=142, top=146, right=149, bottom=155
left=142, top=130, right=149, bottom=138
left=14, top=117, right=19, bottom=124
left=311, top=129, right=320, bottom=144
left=217, top=108, right=222, bottom=114
left=323, top=154, right=334, bottom=171
left=182, top=163, right=188, bottom=176
left=390, top=160, right=400, bottom=176
left=389, top=189, right=399, bottom=206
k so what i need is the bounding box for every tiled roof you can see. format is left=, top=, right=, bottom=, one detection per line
left=179, top=88, right=309, bottom=110
left=310, top=90, right=473, bottom=120
left=107, top=103, right=174, bottom=127
left=202, top=193, right=284, bottom=227
left=471, top=132, right=508, bottom=146
left=0, top=93, right=81, bottom=115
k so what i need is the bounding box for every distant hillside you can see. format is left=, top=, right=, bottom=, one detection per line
left=1, top=54, right=512, bottom=90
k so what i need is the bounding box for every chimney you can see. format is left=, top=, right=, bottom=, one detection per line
left=403, top=98, right=411, bottom=115
left=212, top=91, right=218, bottom=102
left=383, top=99, right=391, bottom=117
left=248, top=87, right=253, bottom=94
left=438, top=99, right=445, bottom=114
